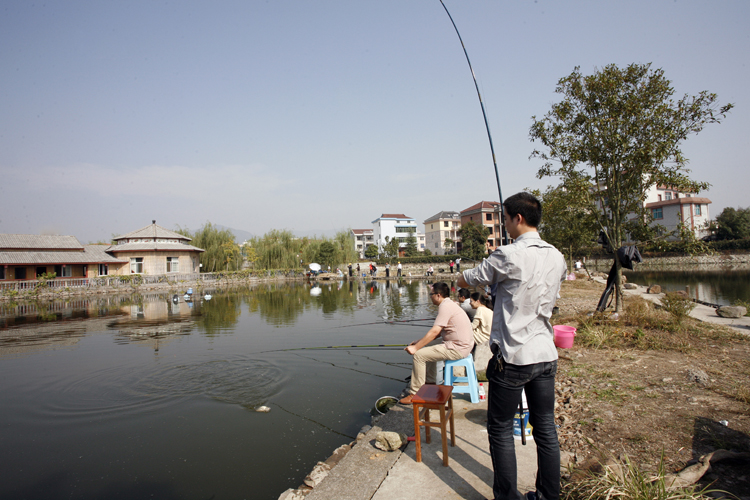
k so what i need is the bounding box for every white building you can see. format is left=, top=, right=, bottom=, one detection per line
left=371, top=214, right=423, bottom=253
left=642, top=185, right=711, bottom=239
left=350, top=228, right=374, bottom=259
left=423, top=211, right=461, bottom=255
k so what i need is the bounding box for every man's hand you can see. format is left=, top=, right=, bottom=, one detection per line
left=405, top=343, right=418, bottom=355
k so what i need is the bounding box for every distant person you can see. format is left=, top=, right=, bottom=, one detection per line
left=348, top=263, right=353, bottom=277
left=369, top=263, right=373, bottom=276
left=457, top=288, right=476, bottom=321
left=469, top=292, right=493, bottom=347
left=449, top=260, right=454, bottom=273
left=457, top=192, right=567, bottom=500
left=397, top=262, right=402, bottom=277
left=385, top=262, right=390, bottom=278
left=399, top=282, right=473, bottom=404
left=426, top=265, right=434, bottom=277
left=356, top=263, right=360, bottom=275
left=574, top=260, right=582, bottom=271
left=455, top=257, right=461, bottom=273
left=372, top=263, right=377, bottom=277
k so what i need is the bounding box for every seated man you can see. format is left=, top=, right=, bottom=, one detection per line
left=457, top=287, right=476, bottom=321
left=399, top=282, right=474, bottom=404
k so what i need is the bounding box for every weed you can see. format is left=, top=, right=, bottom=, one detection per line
left=595, top=389, right=628, bottom=405
left=660, top=293, right=696, bottom=322
left=629, top=385, right=646, bottom=391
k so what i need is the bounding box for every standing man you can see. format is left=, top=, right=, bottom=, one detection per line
left=458, top=192, right=567, bottom=500
left=399, top=282, right=473, bottom=404
left=385, top=262, right=390, bottom=278
left=455, top=257, right=461, bottom=273
left=397, top=261, right=402, bottom=277
left=348, top=263, right=353, bottom=277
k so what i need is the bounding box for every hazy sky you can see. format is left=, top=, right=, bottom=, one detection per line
left=1, top=1, right=747, bottom=243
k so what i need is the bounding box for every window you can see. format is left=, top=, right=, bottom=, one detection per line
left=487, top=239, right=494, bottom=247
left=54, top=265, right=72, bottom=277
left=665, top=192, right=672, bottom=200
left=430, top=224, right=433, bottom=229
left=98, top=264, right=108, bottom=276
left=486, top=213, right=493, bottom=221
left=652, top=207, right=663, bottom=219
left=443, top=221, right=449, bottom=227
left=488, top=226, right=493, bottom=234
left=167, top=257, right=179, bottom=273
left=130, top=257, right=143, bottom=274
left=657, top=195, right=662, bottom=201
left=16, top=268, right=27, bottom=280
left=695, top=205, right=702, bottom=216
left=395, top=227, right=413, bottom=233
left=0, top=267, right=5, bottom=280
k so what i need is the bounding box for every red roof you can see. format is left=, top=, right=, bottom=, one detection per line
left=379, top=214, right=411, bottom=219
left=351, top=229, right=373, bottom=234
left=460, top=201, right=500, bottom=214
left=645, top=197, right=711, bottom=208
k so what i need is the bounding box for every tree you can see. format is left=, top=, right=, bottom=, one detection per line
left=459, top=221, right=490, bottom=260
left=364, top=244, right=379, bottom=259
left=530, top=63, right=732, bottom=311
left=715, top=207, right=750, bottom=240
left=404, top=231, right=418, bottom=257
left=177, top=222, right=241, bottom=272
left=382, top=236, right=400, bottom=260
left=444, top=237, right=454, bottom=254
left=317, top=241, right=336, bottom=270
left=249, top=229, right=302, bottom=269
left=532, top=175, right=599, bottom=269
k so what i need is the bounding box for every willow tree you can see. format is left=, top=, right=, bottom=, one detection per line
left=176, top=222, right=241, bottom=272
left=250, top=229, right=302, bottom=269
left=530, top=63, right=732, bottom=311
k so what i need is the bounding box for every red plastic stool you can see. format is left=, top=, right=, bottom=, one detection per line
left=411, top=384, right=455, bottom=466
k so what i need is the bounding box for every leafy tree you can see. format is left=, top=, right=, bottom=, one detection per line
left=532, top=175, right=599, bottom=269
left=423, top=248, right=433, bottom=256
left=382, top=236, right=400, bottom=260
left=364, top=244, right=379, bottom=259
left=317, top=241, right=336, bottom=270
left=459, top=221, right=490, bottom=260
left=177, top=222, right=241, bottom=272
left=530, top=63, right=732, bottom=311
left=444, top=237, right=454, bottom=253
left=404, top=231, right=418, bottom=257
left=715, top=207, right=750, bottom=240
left=332, top=230, right=359, bottom=266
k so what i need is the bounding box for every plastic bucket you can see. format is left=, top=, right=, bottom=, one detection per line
left=513, top=410, right=533, bottom=439
left=553, top=325, right=577, bottom=349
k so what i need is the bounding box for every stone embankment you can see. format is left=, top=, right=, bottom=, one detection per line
left=588, top=252, right=750, bottom=271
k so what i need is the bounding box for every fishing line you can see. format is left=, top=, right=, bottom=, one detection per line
left=334, top=318, right=434, bottom=329
left=439, top=0, right=508, bottom=245
left=249, top=344, right=411, bottom=356
left=292, top=351, right=407, bottom=382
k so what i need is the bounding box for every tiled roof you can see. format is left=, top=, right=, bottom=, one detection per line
left=351, top=229, right=373, bottom=234
left=0, top=234, right=83, bottom=250
left=113, top=221, right=192, bottom=242
left=0, top=245, right=127, bottom=265
left=423, top=211, right=460, bottom=223
left=106, top=242, right=205, bottom=253
left=378, top=214, right=411, bottom=219
left=460, top=201, right=500, bottom=214
left=645, top=197, right=712, bottom=208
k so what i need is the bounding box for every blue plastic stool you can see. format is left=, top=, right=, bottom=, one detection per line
left=444, top=353, right=480, bottom=403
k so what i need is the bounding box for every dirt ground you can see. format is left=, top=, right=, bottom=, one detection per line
left=553, top=277, right=750, bottom=498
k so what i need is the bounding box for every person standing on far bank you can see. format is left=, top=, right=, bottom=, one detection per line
left=397, top=262, right=402, bottom=277
left=458, top=192, right=567, bottom=500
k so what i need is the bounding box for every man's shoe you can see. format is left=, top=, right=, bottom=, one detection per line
left=525, top=491, right=538, bottom=500
left=399, top=394, right=414, bottom=405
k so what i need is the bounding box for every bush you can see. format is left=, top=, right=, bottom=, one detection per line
left=660, top=292, right=695, bottom=321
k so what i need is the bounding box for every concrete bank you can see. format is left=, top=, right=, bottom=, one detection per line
left=279, top=392, right=544, bottom=500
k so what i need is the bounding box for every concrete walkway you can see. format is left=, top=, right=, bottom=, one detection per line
left=294, top=393, right=539, bottom=500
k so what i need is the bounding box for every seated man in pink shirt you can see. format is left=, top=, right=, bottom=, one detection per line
left=399, top=282, right=474, bottom=405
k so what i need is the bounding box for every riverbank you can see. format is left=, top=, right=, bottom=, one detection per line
left=280, top=276, right=750, bottom=500
left=587, top=251, right=750, bottom=271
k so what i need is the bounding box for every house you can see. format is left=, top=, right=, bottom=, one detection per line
left=460, top=201, right=504, bottom=253
left=350, top=229, right=374, bottom=259
left=106, top=221, right=204, bottom=275
left=643, top=186, right=711, bottom=240
left=371, top=214, right=424, bottom=254
left=423, top=211, right=461, bottom=255
left=0, top=234, right=127, bottom=280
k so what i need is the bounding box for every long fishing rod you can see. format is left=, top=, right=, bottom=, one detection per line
left=439, top=0, right=508, bottom=245
left=334, top=318, right=434, bottom=329
left=250, top=344, right=411, bottom=356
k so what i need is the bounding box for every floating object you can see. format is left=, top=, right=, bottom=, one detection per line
left=203, top=294, right=212, bottom=300
left=374, top=396, right=399, bottom=415
left=553, top=325, right=577, bottom=349
left=172, top=294, right=179, bottom=303
left=186, top=288, right=193, bottom=295
left=309, top=286, right=322, bottom=297
left=256, top=406, right=271, bottom=413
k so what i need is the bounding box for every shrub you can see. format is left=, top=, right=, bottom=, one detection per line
left=660, top=292, right=696, bottom=321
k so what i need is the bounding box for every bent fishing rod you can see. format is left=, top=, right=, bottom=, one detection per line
left=439, top=0, right=508, bottom=245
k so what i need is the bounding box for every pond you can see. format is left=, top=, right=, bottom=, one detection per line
left=622, top=270, right=750, bottom=306
left=0, top=279, right=439, bottom=500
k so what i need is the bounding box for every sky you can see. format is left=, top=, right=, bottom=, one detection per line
left=1, top=0, right=748, bottom=243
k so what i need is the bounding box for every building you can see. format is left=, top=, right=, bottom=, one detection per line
left=460, top=201, right=504, bottom=253
left=0, top=234, right=127, bottom=280
left=643, top=186, right=711, bottom=240
left=351, top=228, right=375, bottom=259
left=371, top=214, right=424, bottom=254
left=423, top=211, right=461, bottom=255
left=106, top=221, right=204, bottom=275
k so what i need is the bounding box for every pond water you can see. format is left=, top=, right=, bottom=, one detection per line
left=0, top=279, right=439, bottom=500
left=622, top=270, right=750, bottom=306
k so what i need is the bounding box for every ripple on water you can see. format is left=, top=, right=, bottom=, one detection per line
left=36, top=356, right=288, bottom=422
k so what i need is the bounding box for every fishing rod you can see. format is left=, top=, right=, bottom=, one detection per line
left=439, top=0, right=508, bottom=246
left=249, top=344, right=411, bottom=356
left=334, top=318, right=434, bottom=329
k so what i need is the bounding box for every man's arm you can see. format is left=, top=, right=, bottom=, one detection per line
left=405, top=325, right=442, bottom=355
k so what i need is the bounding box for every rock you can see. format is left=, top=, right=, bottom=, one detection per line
left=324, top=444, right=351, bottom=468
left=356, top=425, right=372, bottom=442
left=686, top=368, right=709, bottom=385
left=256, top=405, right=271, bottom=412
left=277, top=488, right=305, bottom=500
left=374, top=431, right=408, bottom=451
left=673, top=290, right=689, bottom=298
left=303, top=461, right=331, bottom=488
left=647, top=285, right=662, bottom=294
left=624, top=283, right=638, bottom=290
left=717, top=305, right=747, bottom=318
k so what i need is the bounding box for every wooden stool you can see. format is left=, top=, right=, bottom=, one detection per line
left=412, top=384, right=455, bottom=466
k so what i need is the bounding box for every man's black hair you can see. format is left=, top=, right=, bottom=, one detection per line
left=458, top=288, right=471, bottom=299
left=432, top=282, right=450, bottom=298
left=503, top=192, right=542, bottom=228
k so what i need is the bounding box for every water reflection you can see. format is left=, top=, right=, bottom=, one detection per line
left=623, top=270, right=750, bottom=306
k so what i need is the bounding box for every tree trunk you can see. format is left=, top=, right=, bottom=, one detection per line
left=614, top=258, right=623, bottom=312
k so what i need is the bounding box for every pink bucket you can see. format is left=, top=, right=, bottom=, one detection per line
left=553, top=325, right=577, bottom=349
